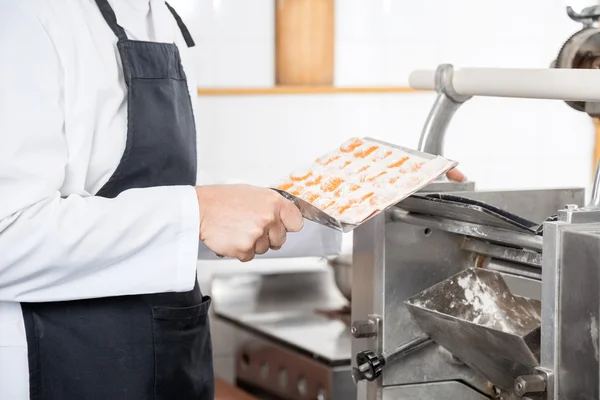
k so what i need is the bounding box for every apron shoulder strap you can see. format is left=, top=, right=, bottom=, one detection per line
left=94, top=0, right=128, bottom=41
left=165, top=2, right=196, bottom=48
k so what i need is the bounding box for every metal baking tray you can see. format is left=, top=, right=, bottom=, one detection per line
left=273, top=137, right=457, bottom=233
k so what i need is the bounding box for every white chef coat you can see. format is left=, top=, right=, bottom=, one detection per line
left=0, top=1, right=342, bottom=398
left=0, top=1, right=202, bottom=398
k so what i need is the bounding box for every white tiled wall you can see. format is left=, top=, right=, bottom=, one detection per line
left=195, top=92, right=594, bottom=192
left=185, top=0, right=596, bottom=281
left=168, top=0, right=275, bottom=87
left=176, top=0, right=596, bottom=194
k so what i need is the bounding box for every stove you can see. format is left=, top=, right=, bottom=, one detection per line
left=211, top=269, right=356, bottom=400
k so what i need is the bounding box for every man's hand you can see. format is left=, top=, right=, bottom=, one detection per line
left=446, top=168, right=466, bottom=182
left=195, top=185, right=304, bottom=262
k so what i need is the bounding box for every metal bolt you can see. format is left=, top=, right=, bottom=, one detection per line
left=514, top=375, right=546, bottom=396
left=351, top=320, right=377, bottom=338
left=565, top=204, right=579, bottom=211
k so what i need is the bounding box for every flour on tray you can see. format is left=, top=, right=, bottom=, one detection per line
left=272, top=137, right=457, bottom=225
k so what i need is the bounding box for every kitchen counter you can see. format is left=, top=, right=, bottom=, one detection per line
left=211, top=269, right=356, bottom=400
left=215, top=378, right=258, bottom=400
left=211, top=269, right=350, bottom=365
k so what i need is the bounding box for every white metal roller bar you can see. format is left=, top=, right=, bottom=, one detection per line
left=409, top=67, right=600, bottom=102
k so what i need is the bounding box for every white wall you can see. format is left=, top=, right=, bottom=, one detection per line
left=168, top=0, right=596, bottom=196
left=174, top=0, right=599, bottom=278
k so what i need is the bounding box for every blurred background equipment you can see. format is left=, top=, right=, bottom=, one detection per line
left=275, top=0, right=335, bottom=86
left=553, top=5, right=600, bottom=169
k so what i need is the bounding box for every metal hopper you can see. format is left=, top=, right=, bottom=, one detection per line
left=405, top=268, right=541, bottom=390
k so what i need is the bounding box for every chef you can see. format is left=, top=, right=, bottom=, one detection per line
left=0, top=1, right=465, bottom=399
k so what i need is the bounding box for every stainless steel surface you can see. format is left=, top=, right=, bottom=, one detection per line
left=234, top=328, right=355, bottom=400
left=539, top=220, right=559, bottom=400
left=462, top=238, right=542, bottom=268
left=417, top=64, right=471, bottom=188
left=514, top=374, right=547, bottom=397
left=483, top=258, right=542, bottom=281
left=441, top=188, right=584, bottom=224
left=405, top=268, right=541, bottom=390
left=541, top=213, right=600, bottom=399
left=351, top=213, right=495, bottom=399
left=558, top=204, right=600, bottom=222
left=371, top=45, right=600, bottom=398
left=212, top=269, right=356, bottom=399
left=391, top=208, right=543, bottom=251
left=534, top=367, right=554, bottom=400
left=351, top=187, right=591, bottom=399
left=417, top=66, right=471, bottom=157
left=417, top=92, right=462, bottom=157
left=496, top=273, right=542, bottom=302
left=212, top=270, right=349, bottom=363
left=381, top=381, right=490, bottom=400
left=399, top=194, right=544, bottom=234
left=351, top=216, right=386, bottom=400
left=328, top=255, right=352, bottom=302
left=382, top=335, right=431, bottom=365
left=566, top=5, right=600, bottom=28
left=351, top=320, right=377, bottom=339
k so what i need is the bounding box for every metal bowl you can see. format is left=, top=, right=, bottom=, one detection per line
left=327, top=254, right=352, bottom=302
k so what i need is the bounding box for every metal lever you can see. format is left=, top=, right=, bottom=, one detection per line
left=567, top=6, right=600, bottom=27
left=417, top=64, right=471, bottom=158
left=352, top=335, right=432, bottom=382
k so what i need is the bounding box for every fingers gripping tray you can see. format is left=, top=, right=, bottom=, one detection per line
left=271, top=137, right=457, bottom=232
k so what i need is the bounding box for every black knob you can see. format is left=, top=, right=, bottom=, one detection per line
left=355, top=350, right=384, bottom=382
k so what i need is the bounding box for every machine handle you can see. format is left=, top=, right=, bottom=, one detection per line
left=567, top=6, right=600, bottom=26
left=409, top=67, right=600, bottom=102
left=352, top=335, right=431, bottom=382
left=409, top=70, right=436, bottom=91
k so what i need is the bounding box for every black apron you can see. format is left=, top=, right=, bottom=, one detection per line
left=19, top=1, right=214, bottom=399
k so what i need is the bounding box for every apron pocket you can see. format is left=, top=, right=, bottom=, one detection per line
left=152, top=296, right=214, bottom=400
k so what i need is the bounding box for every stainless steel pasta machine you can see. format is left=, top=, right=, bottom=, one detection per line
left=350, top=8, right=600, bottom=399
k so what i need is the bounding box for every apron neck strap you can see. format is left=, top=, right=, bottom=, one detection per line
left=94, top=0, right=128, bottom=41
left=94, top=0, right=195, bottom=48
left=165, top=2, right=196, bottom=48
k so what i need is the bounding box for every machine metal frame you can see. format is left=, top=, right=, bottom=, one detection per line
left=351, top=64, right=600, bottom=399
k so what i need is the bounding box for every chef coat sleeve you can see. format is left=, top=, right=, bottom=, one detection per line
left=0, top=3, right=199, bottom=302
